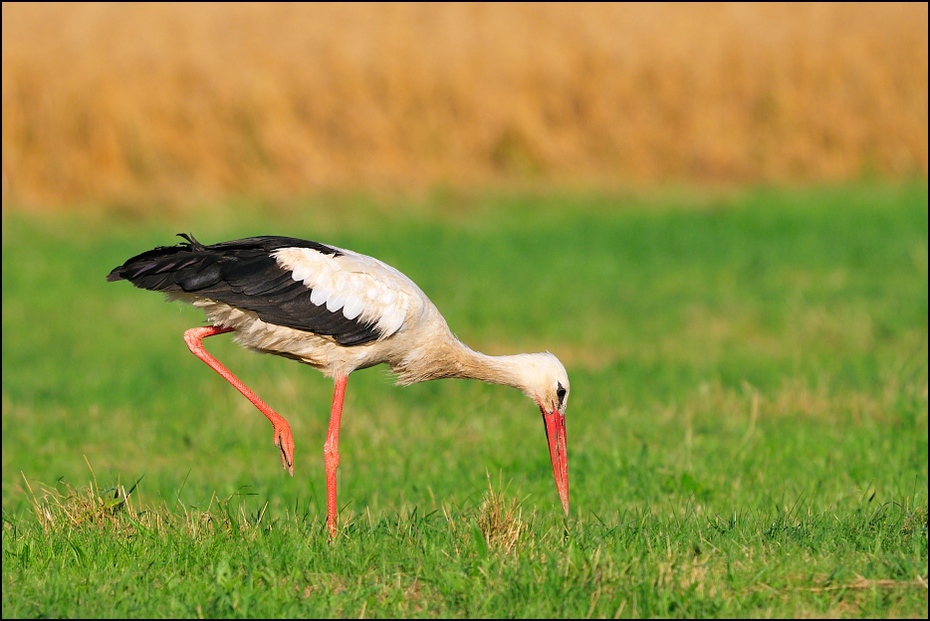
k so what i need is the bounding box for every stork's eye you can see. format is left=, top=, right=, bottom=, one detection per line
left=556, top=382, right=567, bottom=406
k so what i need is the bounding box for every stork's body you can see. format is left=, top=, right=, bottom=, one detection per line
left=107, top=234, right=570, bottom=535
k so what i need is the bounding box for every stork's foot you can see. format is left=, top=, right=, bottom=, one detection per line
left=273, top=422, right=295, bottom=476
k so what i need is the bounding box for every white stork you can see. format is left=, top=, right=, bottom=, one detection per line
left=107, top=233, right=570, bottom=535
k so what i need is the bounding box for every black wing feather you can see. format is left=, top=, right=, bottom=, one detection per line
left=107, top=235, right=382, bottom=346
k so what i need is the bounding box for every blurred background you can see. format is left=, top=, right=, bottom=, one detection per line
left=2, top=2, right=927, bottom=212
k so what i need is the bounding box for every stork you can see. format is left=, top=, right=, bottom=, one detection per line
left=107, top=234, right=570, bottom=535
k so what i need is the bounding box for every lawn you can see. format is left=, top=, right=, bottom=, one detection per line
left=2, top=182, right=927, bottom=617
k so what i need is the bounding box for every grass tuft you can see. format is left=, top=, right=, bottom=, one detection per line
left=473, top=472, right=529, bottom=554
left=21, top=458, right=141, bottom=532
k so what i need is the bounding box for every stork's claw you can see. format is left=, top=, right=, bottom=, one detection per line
left=273, top=422, right=295, bottom=476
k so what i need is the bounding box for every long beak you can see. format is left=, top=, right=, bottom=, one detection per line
left=541, top=406, right=570, bottom=515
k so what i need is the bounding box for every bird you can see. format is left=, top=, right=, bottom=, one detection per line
left=107, top=233, right=570, bottom=535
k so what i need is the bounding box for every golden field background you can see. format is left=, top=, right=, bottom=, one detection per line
left=2, top=2, right=927, bottom=210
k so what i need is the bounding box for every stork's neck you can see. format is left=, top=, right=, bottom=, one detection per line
left=392, top=334, right=538, bottom=397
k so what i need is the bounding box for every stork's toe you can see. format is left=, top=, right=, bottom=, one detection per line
left=273, top=424, right=295, bottom=476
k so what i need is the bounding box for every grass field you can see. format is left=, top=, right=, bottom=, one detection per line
left=2, top=182, right=927, bottom=617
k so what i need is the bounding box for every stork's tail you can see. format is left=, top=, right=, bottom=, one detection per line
left=105, top=233, right=209, bottom=290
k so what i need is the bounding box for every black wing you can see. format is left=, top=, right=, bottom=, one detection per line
left=107, top=234, right=382, bottom=346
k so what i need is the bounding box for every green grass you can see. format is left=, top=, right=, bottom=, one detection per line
left=2, top=182, right=927, bottom=618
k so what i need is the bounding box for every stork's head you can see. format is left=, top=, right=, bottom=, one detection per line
left=512, top=352, right=570, bottom=515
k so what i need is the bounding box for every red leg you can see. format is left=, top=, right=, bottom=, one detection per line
left=324, top=375, right=348, bottom=537
left=183, top=326, right=295, bottom=475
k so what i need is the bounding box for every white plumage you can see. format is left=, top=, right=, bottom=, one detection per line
left=277, top=246, right=418, bottom=339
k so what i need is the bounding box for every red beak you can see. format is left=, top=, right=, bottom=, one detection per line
left=541, top=407, right=570, bottom=515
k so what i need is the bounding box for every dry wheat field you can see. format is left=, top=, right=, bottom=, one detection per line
left=2, top=2, right=927, bottom=209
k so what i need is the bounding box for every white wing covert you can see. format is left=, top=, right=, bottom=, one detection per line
left=274, top=246, right=421, bottom=339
